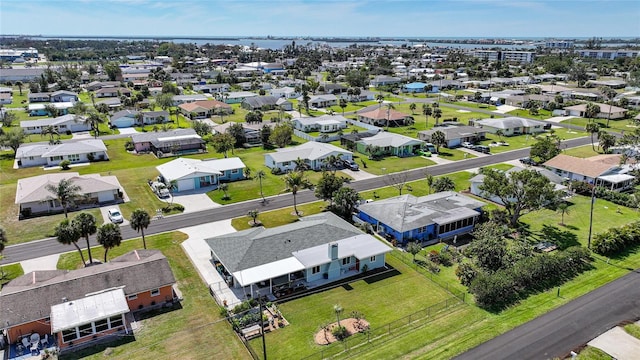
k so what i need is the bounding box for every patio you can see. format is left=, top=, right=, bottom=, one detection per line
left=6, top=333, right=57, bottom=360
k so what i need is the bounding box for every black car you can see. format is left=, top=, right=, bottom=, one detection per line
left=343, top=159, right=359, bottom=171
left=519, top=157, right=538, bottom=166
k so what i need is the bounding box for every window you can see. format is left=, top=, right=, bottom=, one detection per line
left=312, top=266, right=320, bottom=274
left=95, top=318, right=109, bottom=332
left=62, top=329, right=77, bottom=343
left=78, top=323, right=93, bottom=338
left=109, top=315, right=123, bottom=328
left=127, top=294, right=138, bottom=300
left=342, top=257, right=351, bottom=265
left=231, top=169, right=239, bottom=174
left=50, top=156, right=63, bottom=161
left=370, top=256, right=376, bottom=262
left=68, top=154, right=80, bottom=162
left=150, top=288, right=160, bottom=297
left=417, top=226, right=427, bottom=233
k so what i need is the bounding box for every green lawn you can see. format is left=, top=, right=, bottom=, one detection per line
left=563, top=144, right=602, bottom=158
left=506, top=108, right=553, bottom=120
left=231, top=201, right=327, bottom=231
left=477, top=128, right=587, bottom=154
left=385, top=105, right=493, bottom=139
left=56, top=232, right=249, bottom=360
left=624, top=323, right=640, bottom=340
left=445, top=101, right=497, bottom=111
left=576, top=346, right=613, bottom=360
left=437, top=148, right=476, bottom=161
left=561, top=117, right=639, bottom=133
left=6, top=89, right=28, bottom=108
left=357, top=154, right=435, bottom=175
left=248, top=253, right=454, bottom=359
left=0, top=263, right=24, bottom=289
left=326, top=101, right=378, bottom=114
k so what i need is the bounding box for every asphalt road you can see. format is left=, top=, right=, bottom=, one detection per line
left=453, top=268, right=640, bottom=360
left=0, top=136, right=593, bottom=265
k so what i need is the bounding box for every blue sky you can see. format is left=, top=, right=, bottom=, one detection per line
left=0, top=0, right=638, bottom=38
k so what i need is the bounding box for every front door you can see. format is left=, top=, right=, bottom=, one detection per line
left=355, top=259, right=360, bottom=271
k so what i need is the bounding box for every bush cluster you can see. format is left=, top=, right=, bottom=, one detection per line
left=592, top=221, right=640, bottom=256
left=569, top=181, right=638, bottom=209
left=468, top=247, right=592, bottom=310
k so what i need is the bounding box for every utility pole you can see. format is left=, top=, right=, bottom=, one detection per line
left=587, top=181, right=596, bottom=249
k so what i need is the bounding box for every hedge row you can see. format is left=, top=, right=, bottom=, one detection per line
left=592, top=221, right=640, bottom=256
left=468, top=247, right=592, bottom=310
left=569, top=181, right=638, bottom=209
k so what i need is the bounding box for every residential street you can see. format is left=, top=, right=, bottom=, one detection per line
left=0, top=136, right=592, bottom=265
left=453, top=268, right=640, bottom=360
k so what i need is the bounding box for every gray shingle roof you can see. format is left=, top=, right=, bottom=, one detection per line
left=0, top=250, right=175, bottom=329
left=206, top=212, right=363, bottom=273
left=242, top=95, right=279, bottom=108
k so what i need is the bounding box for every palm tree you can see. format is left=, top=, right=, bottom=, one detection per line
left=15, top=81, right=23, bottom=96
left=425, top=173, right=434, bottom=194
left=72, top=212, right=97, bottom=265
left=432, top=176, right=456, bottom=192
left=97, top=223, right=122, bottom=262
left=431, top=130, right=446, bottom=153
left=409, top=103, right=417, bottom=114
left=376, top=94, right=384, bottom=107
left=599, top=86, right=617, bottom=128
left=41, top=125, right=59, bottom=144
left=45, top=178, right=81, bottom=218
left=584, top=103, right=600, bottom=123
left=247, top=209, right=260, bottom=226
left=255, top=170, right=267, bottom=202
left=54, top=219, right=85, bottom=265
left=86, top=111, right=105, bottom=139
left=339, top=98, right=348, bottom=115
left=585, top=122, right=600, bottom=151
left=557, top=202, right=569, bottom=226
left=333, top=304, right=343, bottom=327
left=0, top=227, right=7, bottom=254
left=495, top=129, right=504, bottom=142
left=322, top=154, right=343, bottom=173
left=598, top=131, right=616, bottom=153
left=130, top=209, right=151, bottom=249
left=422, top=104, right=432, bottom=128
left=433, top=107, right=443, bottom=126
left=283, top=171, right=312, bottom=216
left=293, top=157, right=310, bottom=172
left=44, top=104, right=59, bottom=117
left=385, top=102, right=395, bottom=129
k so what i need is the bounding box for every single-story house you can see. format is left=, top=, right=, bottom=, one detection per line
left=20, top=114, right=91, bottom=135
left=171, top=94, right=208, bottom=106
left=96, top=98, right=122, bottom=110
left=28, top=102, right=75, bottom=116
left=193, top=83, right=231, bottom=94
left=206, top=212, right=392, bottom=297
left=213, top=122, right=272, bottom=146
left=418, top=125, right=487, bottom=148
left=470, top=166, right=567, bottom=204
left=0, top=92, right=12, bottom=104
left=50, top=90, right=79, bottom=103
left=224, top=91, right=258, bottom=104
left=156, top=157, right=246, bottom=192
left=85, top=81, right=121, bottom=91
left=241, top=95, right=290, bottom=111
left=370, top=75, right=402, bottom=87
left=15, top=172, right=124, bottom=217
left=357, top=192, right=486, bottom=245
left=543, top=154, right=636, bottom=192
left=95, top=87, right=131, bottom=98
left=16, top=139, right=109, bottom=168
left=300, top=94, right=337, bottom=108
left=402, top=82, right=429, bottom=93
left=357, top=107, right=413, bottom=127
left=110, top=110, right=139, bottom=128
left=178, top=100, right=232, bottom=119
left=0, top=250, right=177, bottom=352
left=141, top=110, right=170, bottom=125
left=269, top=86, right=300, bottom=99
left=563, top=103, right=627, bottom=120
left=339, top=130, right=380, bottom=149
left=474, top=117, right=546, bottom=136
left=264, top=142, right=353, bottom=172
left=130, top=128, right=206, bottom=157
left=503, top=94, right=557, bottom=109
left=292, top=115, right=348, bottom=133
left=356, top=132, right=424, bottom=157
left=28, top=92, right=53, bottom=103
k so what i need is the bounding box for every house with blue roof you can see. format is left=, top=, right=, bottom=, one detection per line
left=402, top=82, right=429, bottom=93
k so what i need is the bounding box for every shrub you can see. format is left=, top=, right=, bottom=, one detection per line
left=59, top=160, right=71, bottom=170
left=270, top=167, right=282, bottom=175
left=592, top=221, right=640, bottom=256
left=87, top=153, right=95, bottom=161
left=455, top=263, right=478, bottom=286
left=331, top=325, right=349, bottom=341
left=124, top=140, right=135, bottom=151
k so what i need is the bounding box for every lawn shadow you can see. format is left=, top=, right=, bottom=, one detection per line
left=59, top=335, right=136, bottom=360
left=342, top=284, right=354, bottom=291
left=540, top=224, right=580, bottom=250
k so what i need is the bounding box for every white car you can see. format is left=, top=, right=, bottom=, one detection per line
left=107, top=208, right=124, bottom=224
left=461, top=142, right=475, bottom=149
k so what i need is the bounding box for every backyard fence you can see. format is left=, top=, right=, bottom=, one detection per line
left=344, top=119, right=382, bottom=133
left=293, top=129, right=342, bottom=143
left=297, top=295, right=464, bottom=360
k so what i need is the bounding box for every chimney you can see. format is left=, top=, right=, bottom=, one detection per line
left=328, top=243, right=339, bottom=260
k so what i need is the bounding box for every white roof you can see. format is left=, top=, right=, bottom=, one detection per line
left=294, top=114, right=348, bottom=126
left=267, top=142, right=352, bottom=163
left=156, top=157, right=245, bottom=181
left=292, top=234, right=392, bottom=268
left=475, top=117, right=545, bottom=129
left=598, top=174, right=635, bottom=183
left=357, top=131, right=424, bottom=148
left=233, top=257, right=305, bottom=287
left=156, top=134, right=201, bottom=142
left=50, top=288, right=129, bottom=332
left=16, top=139, right=107, bottom=158
left=28, top=102, right=75, bottom=110
left=16, top=173, right=120, bottom=204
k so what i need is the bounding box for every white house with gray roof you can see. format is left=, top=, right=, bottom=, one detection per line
left=264, top=141, right=353, bottom=172
left=356, top=131, right=424, bottom=157
left=292, top=114, right=348, bottom=133
left=16, top=139, right=108, bottom=168
left=156, top=157, right=246, bottom=192
left=20, top=114, right=91, bottom=135
left=206, top=212, right=392, bottom=297
left=357, top=192, right=486, bottom=245
left=474, top=117, right=546, bottom=136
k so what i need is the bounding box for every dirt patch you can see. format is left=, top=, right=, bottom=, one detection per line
left=314, top=318, right=370, bottom=345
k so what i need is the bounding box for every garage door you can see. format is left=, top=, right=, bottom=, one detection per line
left=177, top=179, right=194, bottom=192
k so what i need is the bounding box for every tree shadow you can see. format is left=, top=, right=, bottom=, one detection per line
left=539, top=224, right=580, bottom=250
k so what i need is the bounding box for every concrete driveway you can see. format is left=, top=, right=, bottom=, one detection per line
left=341, top=168, right=377, bottom=181
left=117, top=128, right=138, bottom=135
left=588, top=326, right=640, bottom=360
left=169, top=190, right=221, bottom=213
left=99, top=205, right=129, bottom=226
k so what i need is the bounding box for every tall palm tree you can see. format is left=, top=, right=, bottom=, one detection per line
left=409, top=103, right=416, bottom=114
left=495, top=129, right=504, bottom=142
left=585, top=122, right=600, bottom=151
left=433, top=107, right=443, bottom=126
left=130, top=208, right=151, bottom=249
left=72, top=212, right=97, bottom=265
left=339, top=98, right=348, bottom=115
left=557, top=202, right=569, bottom=226
left=333, top=304, right=343, bottom=327
left=599, top=86, right=617, bottom=128
left=41, top=125, right=59, bottom=144
left=385, top=102, right=395, bottom=129
left=293, top=157, right=310, bottom=172
left=54, top=219, right=85, bottom=265
left=45, top=178, right=81, bottom=218
left=255, top=170, right=267, bottom=202
left=86, top=111, right=105, bottom=139
left=97, top=223, right=122, bottom=262
left=15, top=81, right=23, bottom=96
left=283, top=171, right=312, bottom=216
left=422, top=104, right=432, bottom=128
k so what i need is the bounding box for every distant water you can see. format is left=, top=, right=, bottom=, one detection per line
left=25, top=36, right=639, bottom=50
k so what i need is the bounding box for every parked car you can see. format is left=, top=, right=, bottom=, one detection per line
left=107, top=208, right=124, bottom=224
left=343, top=159, right=359, bottom=171
left=424, top=143, right=437, bottom=153
left=519, top=157, right=539, bottom=166
left=474, top=145, right=491, bottom=154
left=461, top=142, right=475, bottom=149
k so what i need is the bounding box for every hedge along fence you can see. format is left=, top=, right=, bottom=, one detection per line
left=468, top=246, right=593, bottom=311
left=569, top=181, right=639, bottom=209
left=592, top=221, right=640, bottom=257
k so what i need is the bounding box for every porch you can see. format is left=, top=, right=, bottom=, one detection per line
left=5, top=333, right=57, bottom=360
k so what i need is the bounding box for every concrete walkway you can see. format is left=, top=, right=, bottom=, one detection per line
left=20, top=254, right=60, bottom=272
left=427, top=154, right=455, bottom=165
left=494, top=105, right=519, bottom=114
left=180, top=220, right=244, bottom=306
left=587, top=326, right=640, bottom=360
left=170, top=190, right=221, bottom=213
left=341, top=168, right=377, bottom=181
left=546, top=115, right=576, bottom=124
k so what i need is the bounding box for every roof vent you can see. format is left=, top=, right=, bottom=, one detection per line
left=62, top=297, right=68, bottom=302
